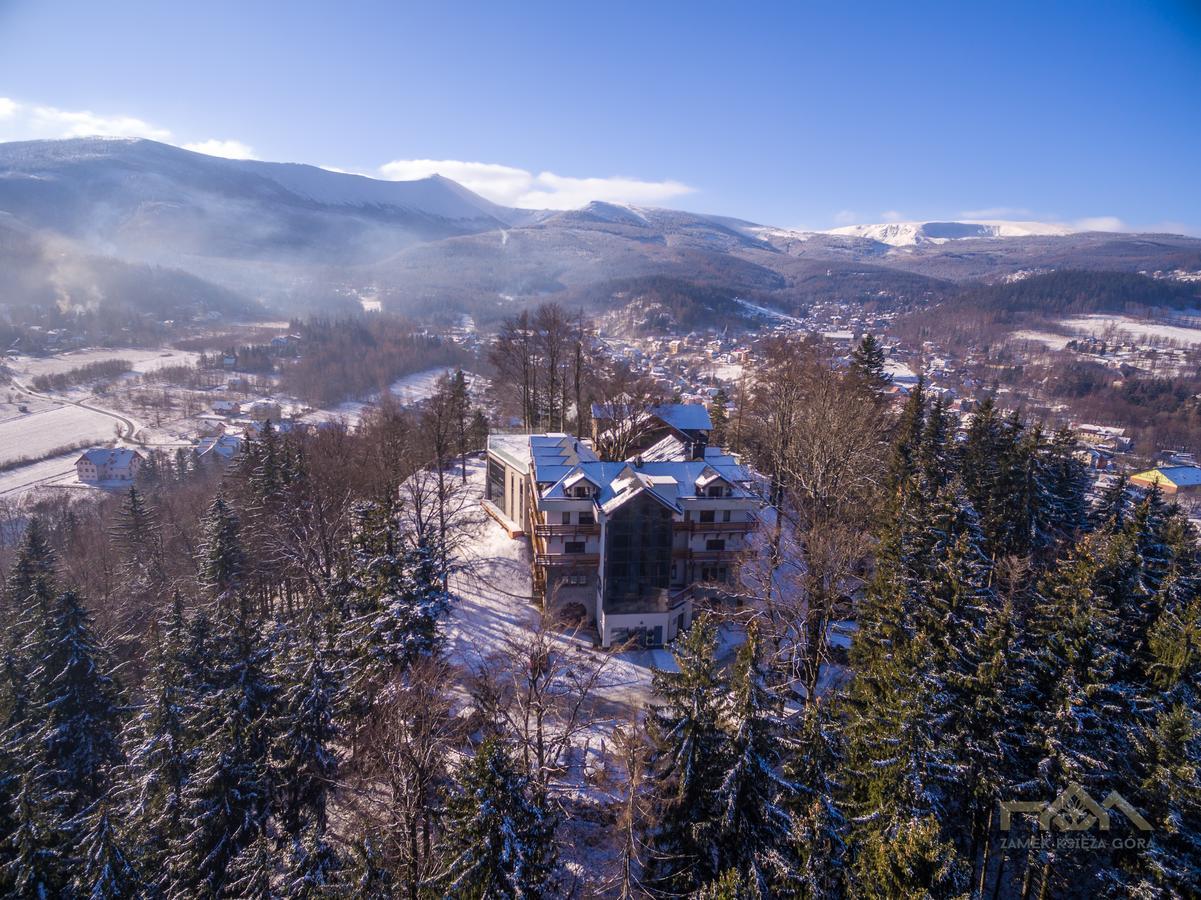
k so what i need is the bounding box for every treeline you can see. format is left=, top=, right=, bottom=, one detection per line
left=896, top=269, right=1201, bottom=349
left=0, top=375, right=495, bottom=897
left=30, top=358, right=132, bottom=392
left=279, top=316, right=471, bottom=407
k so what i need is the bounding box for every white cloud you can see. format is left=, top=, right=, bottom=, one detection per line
left=0, top=96, right=260, bottom=165
left=183, top=139, right=257, bottom=160
left=28, top=104, right=172, bottom=140
left=879, top=209, right=906, bottom=222
left=960, top=206, right=1035, bottom=219
left=378, top=157, right=693, bottom=209
left=1072, top=216, right=1125, bottom=232
left=832, top=209, right=859, bottom=226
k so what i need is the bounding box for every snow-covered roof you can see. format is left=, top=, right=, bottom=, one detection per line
left=76, top=448, right=141, bottom=467
left=649, top=403, right=712, bottom=433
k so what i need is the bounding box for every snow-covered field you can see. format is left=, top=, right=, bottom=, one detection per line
left=0, top=451, right=82, bottom=496
left=9, top=347, right=198, bottom=379
left=0, top=405, right=118, bottom=465
left=1009, top=329, right=1073, bottom=350
left=1061, top=314, right=1201, bottom=347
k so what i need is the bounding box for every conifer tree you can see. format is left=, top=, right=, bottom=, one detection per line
left=274, top=635, right=340, bottom=839
left=786, top=700, right=847, bottom=900
left=712, top=626, right=795, bottom=893
left=849, top=334, right=889, bottom=391
left=198, top=493, right=245, bottom=605
left=646, top=613, right=728, bottom=893
left=170, top=591, right=276, bottom=896
left=4, top=773, right=57, bottom=899
left=710, top=389, right=730, bottom=446
left=440, top=737, right=556, bottom=898
left=28, top=589, right=124, bottom=823
left=123, top=595, right=191, bottom=889
left=3, top=518, right=57, bottom=642
left=71, top=800, right=140, bottom=899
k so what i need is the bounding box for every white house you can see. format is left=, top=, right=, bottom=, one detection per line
left=75, top=448, right=143, bottom=484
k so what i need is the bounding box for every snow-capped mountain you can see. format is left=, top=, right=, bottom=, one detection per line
left=0, top=137, right=526, bottom=266
left=823, top=220, right=1075, bottom=247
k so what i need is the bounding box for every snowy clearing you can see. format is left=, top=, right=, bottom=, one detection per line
left=0, top=404, right=119, bottom=465
left=0, top=451, right=83, bottom=496
left=1061, top=314, right=1201, bottom=347
left=8, top=347, right=199, bottom=379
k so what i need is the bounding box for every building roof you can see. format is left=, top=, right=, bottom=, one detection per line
left=649, top=403, right=712, bottom=433
left=1132, top=465, right=1201, bottom=489
left=76, top=448, right=141, bottom=467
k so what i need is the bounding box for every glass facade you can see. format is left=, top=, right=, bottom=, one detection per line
left=486, top=458, right=506, bottom=504
left=603, top=493, right=673, bottom=612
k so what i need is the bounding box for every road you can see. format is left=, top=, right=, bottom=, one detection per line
left=6, top=374, right=143, bottom=443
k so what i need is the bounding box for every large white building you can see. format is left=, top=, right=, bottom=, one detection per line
left=484, top=417, right=757, bottom=648
left=75, top=448, right=143, bottom=483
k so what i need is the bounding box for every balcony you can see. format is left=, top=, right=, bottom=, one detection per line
left=674, top=548, right=742, bottom=562
left=678, top=520, right=754, bottom=533
left=534, top=523, right=601, bottom=537
left=535, top=552, right=600, bottom=567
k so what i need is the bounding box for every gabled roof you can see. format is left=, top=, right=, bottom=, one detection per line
left=76, top=448, right=141, bottom=467
left=649, top=403, right=712, bottom=433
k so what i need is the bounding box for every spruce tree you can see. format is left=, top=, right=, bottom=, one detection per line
left=440, top=737, right=556, bottom=899
left=786, top=700, right=847, bottom=900
left=71, top=800, right=140, bottom=899
left=170, top=592, right=276, bottom=896
left=28, top=589, right=124, bottom=823
left=273, top=636, right=340, bottom=839
left=712, top=626, right=795, bottom=893
left=646, top=613, right=728, bottom=893
left=123, top=595, right=192, bottom=890
left=849, top=334, right=889, bottom=391
left=198, top=493, right=245, bottom=605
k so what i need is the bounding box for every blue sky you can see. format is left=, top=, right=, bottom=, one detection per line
left=1, top=0, right=1199, bottom=231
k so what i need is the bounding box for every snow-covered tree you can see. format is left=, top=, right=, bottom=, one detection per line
left=273, top=635, right=340, bottom=839
left=70, top=800, right=140, bottom=899
left=439, top=737, right=557, bottom=898
left=646, top=613, right=728, bottom=893
left=712, top=626, right=795, bottom=893
left=198, top=493, right=245, bottom=605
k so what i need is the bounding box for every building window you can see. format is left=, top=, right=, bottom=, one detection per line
left=699, top=510, right=715, bottom=524
left=565, top=541, right=586, bottom=554
left=564, top=573, right=588, bottom=586
left=722, top=509, right=732, bottom=523
left=561, top=511, right=572, bottom=525
left=706, top=539, right=726, bottom=551
left=707, top=485, right=726, bottom=498
left=579, top=511, right=595, bottom=525
left=701, top=565, right=730, bottom=582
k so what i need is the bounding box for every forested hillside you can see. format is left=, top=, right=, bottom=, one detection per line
left=0, top=344, right=1196, bottom=898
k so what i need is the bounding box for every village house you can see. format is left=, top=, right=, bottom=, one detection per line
left=75, top=448, right=143, bottom=483
left=484, top=409, right=757, bottom=649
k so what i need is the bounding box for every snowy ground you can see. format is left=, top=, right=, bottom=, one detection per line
left=300, top=367, right=488, bottom=427
left=1009, top=314, right=1201, bottom=350
left=8, top=347, right=198, bottom=379
left=1061, top=314, right=1201, bottom=347
left=0, top=451, right=85, bottom=497
left=0, top=404, right=119, bottom=465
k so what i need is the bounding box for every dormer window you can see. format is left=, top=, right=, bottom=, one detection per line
left=706, top=484, right=727, bottom=498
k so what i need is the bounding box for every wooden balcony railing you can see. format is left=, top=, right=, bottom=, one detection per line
left=535, top=553, right=601, bottom=567
left=534, top=523, right=600, bottom=537
left=676, top=520, right=754, bottom=533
